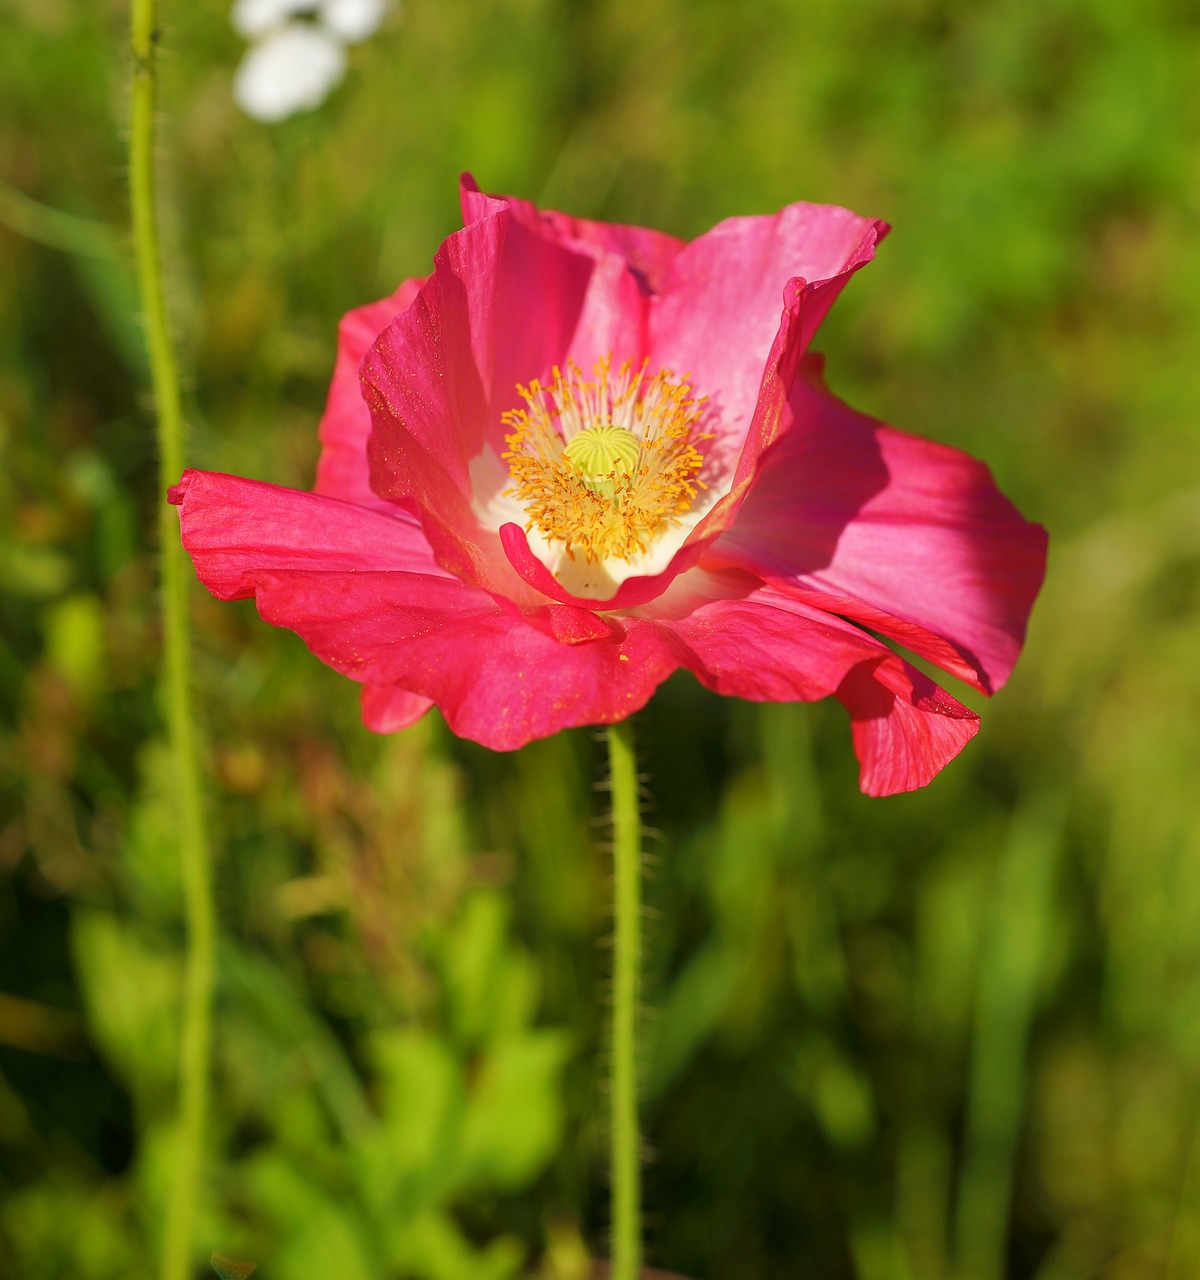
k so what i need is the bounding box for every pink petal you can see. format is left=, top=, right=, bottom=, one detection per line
left=314, top=278, right=424, bottom=510
left=169, top=469, right=446, bottom=599
left=460, top=173, right=686, bottom=294
left=650, top=202, right=888, bottom=436
left=642, top=572, right=978, bottom=795
left=837, top=659, right=979, bottom=797
left=360, top=203, right=643, bottom=601
left=710, top=357, right=1048, bottom=693
left=496, top=519, right=706, bottom=610
left=361, top=685, right=434, bottom=732
left=248, top=568, right=682, bottom=749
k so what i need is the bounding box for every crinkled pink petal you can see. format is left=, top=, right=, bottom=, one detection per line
left=652, top=573, right=883, bottom=699
left=360, top=204, right=648, bottom=601
left=644, top=572, right=979, bottom=795
left=650, top=202, right=889, bottom=439
left=709, top=356, right=1049, bottom=694
left=244, top=568, right=683, bottom=750
left=496, top=519, right=704, bottom=610
left=168, top=469, right=446, bottom=597
left=361, top=685, right=434, bottom=733
left=459, top=173, right=686, bottom=295
left=314, top=277, right=424, bottom=510
left=837, top=659, right=979, bottom=797
left=458, top=177, right=653, bottom=373
left=364, top=210, right=580, bottom=488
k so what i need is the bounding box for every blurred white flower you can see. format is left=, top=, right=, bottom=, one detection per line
left=231, top=0, right=314, bottom=39
left=320, top=0, right=388, bottom=41
left=231, top=0, right=393, bottom=123
left=233, top=22, right=347, bottom=123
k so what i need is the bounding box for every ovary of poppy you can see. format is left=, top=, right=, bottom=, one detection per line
left=169, top=176, right=1046, bottom=796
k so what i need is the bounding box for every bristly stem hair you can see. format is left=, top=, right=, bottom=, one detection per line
left=606, top=719, right=643, bottom=1280
left=129, top=6, right=216, bottom=1279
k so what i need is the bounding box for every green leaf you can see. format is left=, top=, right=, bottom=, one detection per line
left=457, top=1030, right=571, bottom=1189
left=70, top=911, right=180, bottom=1103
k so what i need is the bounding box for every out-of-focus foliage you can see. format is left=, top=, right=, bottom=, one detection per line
left=2, top=0, right=1199, bottom=1277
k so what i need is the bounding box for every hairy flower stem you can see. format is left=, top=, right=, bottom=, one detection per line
left=130, top=7, right=215, bottom=1280
left=606, top=720, right=643, bottom=1280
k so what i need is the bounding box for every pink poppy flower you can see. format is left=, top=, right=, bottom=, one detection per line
left=170, top=177, right=1046, bottom=795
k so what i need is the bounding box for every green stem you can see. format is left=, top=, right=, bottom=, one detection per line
left=606, top=720, right=642, bottom=1280
left=129, top=8, right=215, bottom=1280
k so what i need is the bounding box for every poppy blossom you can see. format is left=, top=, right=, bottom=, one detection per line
left=170, top=177, right=1046, bottom=795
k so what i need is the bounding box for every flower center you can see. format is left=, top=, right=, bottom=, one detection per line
left=501, top=356, right=709, bottom=567
left=562, top=424, right=641, bottom=496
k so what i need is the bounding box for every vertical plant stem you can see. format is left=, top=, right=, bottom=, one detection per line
left=129, top=7, right=215, bottom=1280
left=607, top=720, right=642, bottom=1280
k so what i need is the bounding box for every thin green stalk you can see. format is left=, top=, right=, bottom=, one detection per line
left=606, top=720, right=642, bottom=1280
left=129, top=8, right=215, bottom=1280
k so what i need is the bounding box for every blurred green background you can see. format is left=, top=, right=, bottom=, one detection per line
left=3, top=0, right=1199, bottom=1276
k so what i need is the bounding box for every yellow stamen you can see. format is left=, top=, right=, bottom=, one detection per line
left=501, top=356, right=710, bottom=567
